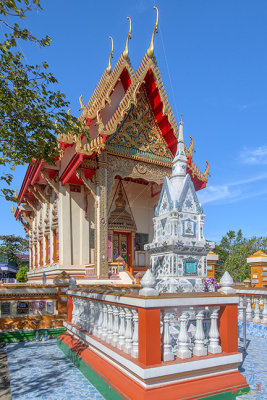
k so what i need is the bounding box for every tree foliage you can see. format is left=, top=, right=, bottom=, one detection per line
left=0, top=234, right=28, bottom=264
left=215, top=230, right=267, bottom=282
left=0, top=0, right=86, bottom=201
left=16, top=265, right=28, bottom=282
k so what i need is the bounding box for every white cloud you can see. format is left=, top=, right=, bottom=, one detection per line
left=199, top=173, right=267, bottom=205
left=240, top=145, right=267, bottom=165
left=198, top=185, right=240, bottom=205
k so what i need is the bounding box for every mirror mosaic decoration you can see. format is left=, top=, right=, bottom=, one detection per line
left=145, top=119, right=214, bottom=293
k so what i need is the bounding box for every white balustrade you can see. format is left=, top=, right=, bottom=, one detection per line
left=208, top=307, right=222, bottom=354
left=163, top=310, right=174, bottom=361
left=177, top=312, right=192, bottom=359
left=95, top=302, right=103, bottom=338
left=253, top=297, right=261, bottom=323
left=131, top=309, right=139, bottom=358
left=106, top=304, right=114, bottom=344
left=101, top=303, right=108, bottom=340
left=112, top=306, right=120, bottom=347
left=246, top=296, right=252, bottom=321
left=68, top=296, right=228, bottom=364
left=238, top=296, right=244, bottom=320
left=124, top=308, right=133, bottom=354
left=193, top=310, right=207, bottom=356
left=118, top=307, right=126, bottom=350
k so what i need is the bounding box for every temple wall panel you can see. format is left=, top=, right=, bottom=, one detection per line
left=87, top=193, right=95, bottom=264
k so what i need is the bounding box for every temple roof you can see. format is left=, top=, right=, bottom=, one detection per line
left=15, top=10, right=209, bottom=220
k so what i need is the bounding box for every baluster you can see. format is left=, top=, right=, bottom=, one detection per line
left=253, top=297, right=261, bottom=323
left=72, top=298, right=77, bottom=325
left=118, top=307, right=126, bottom=350
left=96, top=302, right=103, bottom=338
left=177, top=312, right=192, bottom=359
left=93, top=302, right=99, bottom=336
left=262, top=297, right=267, bottom=324
left=131, top=309, right=139, bottom=358
left=106, top=305, right=114, bottom=344
left=78, top=298, right=83, bottom=329
left=76, top=298, right=81, bottom=326
left=163, top=310, right=174, bottom=361
left=124, top=308, right=133, bottom=354
left=208, top=307, right=222, bottom=354
left=193, top=309, right=207, bottom=356
left=83, top=299, right=89, bottom=331
left=238, top=296, right=244, bottom=320
left=89, top=301, right=95, bottom=333
left=112, top=306, right=120, bottom=347
left=101, top=303, right=108, bottom=341
left=246, top=296, right=252, bottom=322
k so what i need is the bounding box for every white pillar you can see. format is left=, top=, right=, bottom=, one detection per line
left=246, top=296, right=252, bottom=321
left=253, top=296, right=261, bottom=323
left=112, top=306, right=120, bottom=347
left=118, top=307, right=126, bottom=351
left=131, top=309, right=139, bottom=358
left=106, top=304, right=114, bottom=344
left=262, top=297, right=267, bottom=324
left=101, top=303, right=108, bottom=341
left=95, top=302, right=103, bottom=338
left=177, top=312, right=192, bottom=359
left=163, top=311, right=174, bottom=361
left=193, top=310, right=207, bottom=356
left=238, top=296, right=244, bottom=320
left=208, top=307, right=222, bottom=354
left=89, top=301, right=95, bottom=333
left=124, top=308, right=133, bottom=354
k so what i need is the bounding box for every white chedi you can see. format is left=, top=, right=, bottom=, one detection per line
left=144, top=117, right=214, bottom=293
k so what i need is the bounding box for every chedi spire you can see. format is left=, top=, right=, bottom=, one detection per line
left=171, top=114, right=187, bottom=181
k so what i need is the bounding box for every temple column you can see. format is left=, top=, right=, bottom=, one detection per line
left=58, top=184, right=72, bottom=265
left=95, top=152, right=108, bottom=278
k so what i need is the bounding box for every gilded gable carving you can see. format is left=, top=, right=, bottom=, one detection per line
left=106, top=88, right=173, bottom=164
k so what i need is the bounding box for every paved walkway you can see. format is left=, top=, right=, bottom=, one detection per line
left=0, top=343, right=11, bottom=400
left=6, top=340, right=104, bottom=400
left=1, top=333, right=266, bottom=399
left=236, top=334, right=267, bottom=400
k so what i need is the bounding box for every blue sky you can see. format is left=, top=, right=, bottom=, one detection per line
left=1, top=0, right=267, bottom=243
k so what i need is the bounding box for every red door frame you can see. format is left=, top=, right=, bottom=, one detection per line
left=113, top=231, right=132, bottom=267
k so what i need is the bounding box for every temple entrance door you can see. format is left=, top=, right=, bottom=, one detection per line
left=113, top=232, right=132, bottom=266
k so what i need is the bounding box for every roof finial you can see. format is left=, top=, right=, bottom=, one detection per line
left=106, top=36, right=114, bottom=74
left=123, top=17, right=132, bottom=60
left=79, top=95, right=85, bottom=110
left=147, top=6, right=159, bottom=58
left=180, top=113, right=183, bottom=124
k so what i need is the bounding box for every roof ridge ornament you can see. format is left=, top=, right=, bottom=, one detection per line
left=123, top=17, right=132, bottom=60
left=79, top=95, right=85, bottom=110
left=106, top=36, right=114, bottom=74
left=147, top=6, right=159, bottom=58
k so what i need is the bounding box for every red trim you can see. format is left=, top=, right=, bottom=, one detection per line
left=60, top=153, right=84, bottom=186
left=138, top=308, right=161, bottom=365
left=59, top=332, right=248, bottom=400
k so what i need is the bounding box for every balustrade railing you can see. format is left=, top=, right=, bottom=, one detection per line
left=70, top=295, right=139, bottom=358
left=236, top=290, right=267, bottom=324
left=65, top=289, right=240, bottom=365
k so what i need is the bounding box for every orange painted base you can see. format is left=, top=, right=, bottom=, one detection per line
left=59, top=332, right=248, bottom=400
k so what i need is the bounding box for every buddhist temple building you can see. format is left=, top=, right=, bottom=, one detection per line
left=14, top=13, right=209, bottom=284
